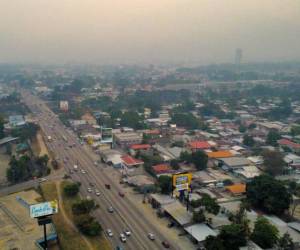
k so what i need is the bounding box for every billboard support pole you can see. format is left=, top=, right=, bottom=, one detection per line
left=43, top=223, right=47, bottom=250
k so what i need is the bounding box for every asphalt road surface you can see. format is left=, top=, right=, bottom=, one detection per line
left=21, top=90, right=181, bottom=250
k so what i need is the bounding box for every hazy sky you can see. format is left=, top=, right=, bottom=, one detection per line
left=0, top=0, right=299, bottom=64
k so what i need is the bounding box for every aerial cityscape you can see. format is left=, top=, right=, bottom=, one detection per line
left=0, top=1, right=300, bottom=250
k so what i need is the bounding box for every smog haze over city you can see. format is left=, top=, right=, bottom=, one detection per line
left=0, top=0, right=300, bottom=64
left=1, top=1, right=300, bottom=250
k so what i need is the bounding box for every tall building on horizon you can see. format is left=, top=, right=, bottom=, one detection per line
left=235, top=48, right=243, bottom=66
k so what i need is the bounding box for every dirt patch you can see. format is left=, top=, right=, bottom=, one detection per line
left=0, top=153, right=10, bottom=184
left=41, top=181, right=111, bottom=250
left=31, top=131, right=50, bottom=158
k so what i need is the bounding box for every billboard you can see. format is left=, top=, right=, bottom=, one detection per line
left=59, top=101, right=69, bottom=112
left=101, top=127, right=113, bottom=143
left=172, top=173, right=192, bottom=191
left=30, top=200, right=58, bottom=218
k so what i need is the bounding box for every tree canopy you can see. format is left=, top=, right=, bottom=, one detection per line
left=251, top=217, right=279, bottom=249
left=263, top=150, right=285, bottom=176
left=266, top=130, right=281, bottom=146
left=246, top=175, right=291, bottom=215
left=157, top=175, right=172, bottom=194
left=180, top=151, right=208, bottom=170
left=64, top=182, right=80, bottom=196
left=219, top=224, right=247, bottom=250
left=243, top=134, right=255, bottom=147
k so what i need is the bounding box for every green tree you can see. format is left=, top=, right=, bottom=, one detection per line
left=266, top=130, right=281, bottom=146
left=278, top=233, right=294, bottom=250
left=193, top=209, right=206, bottom=223
left=263, top=150, right=285, bottom=176
left=201, top=194, right=220, bottom=215
left=36, top=154, right=49, bottom=167
left=170, top=159, right=180, bottom=170
left=120, top=111, right=146, bottom=129
left=248, top=123, right=257, bottom=130
left=239, top=125, right=247, bottom=133
left=72, top=199, right=96, bottom=214
left=291, top=125, right=300, bottom=136
left=191, top=151, right=208, bottom=170
left=243, top=134, right=255, bottom=147
left=11, top=123, right=39, bottom=141
left=157, top=175, right=172, bottom=194
left=75, top=214, right=102, bottom=236
left=171, top=113, right=200, bottom=129
left=64, top=182, right=80, bottom=196
left=6, top=155, right=31, bottom=183
left=246, top=175, right=291, bottom=215
left=0, top=115, right=5, bottom=139
left=190, top=199, right=202, bottom=209
left=219, top=224, right=247, bottom=250
left=204, top=235, right=225, bottom=250
left=251, top=217, right=279, bottom=249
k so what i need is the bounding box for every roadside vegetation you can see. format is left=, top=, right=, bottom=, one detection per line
left=40, top=181, right=111, bottom=250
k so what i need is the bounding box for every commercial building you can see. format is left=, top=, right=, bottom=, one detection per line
left=8, top=115, right=26, bottom=127
left=114, top=132, right=143, bottom=148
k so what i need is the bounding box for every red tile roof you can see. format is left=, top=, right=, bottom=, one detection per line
left=278, top=139, right=300, bottom=149
left=121, top=155, right=144, bottom=166
left=152, top=164, right=172, bottom=174
left=188, top=141, right=211, bottom=149
left=130, top=144, right=151, bottom=150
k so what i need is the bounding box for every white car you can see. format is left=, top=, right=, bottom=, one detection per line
left=87, top=188, right=92, bottom=193
left=108, top=206, right=114, bottom=213
left=106, top=229, right=113, bottom=237
left=120, top=233, right=126, bottom=242
left=124, top=229, right=131, bottom=236
left=148, top=233, right=155, bottom=240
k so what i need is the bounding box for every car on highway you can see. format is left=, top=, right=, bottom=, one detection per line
left=124, top=229, right=131, bottom=236
left=162, top=241, right=170, bottom=248
left=148, top=233, right=155, bottom=240
left=107, top=206, right=114, bottom=213
left=106, top=229, right=113, bottom=237
left=120, top=233, right=126, bottom=243
left=95, top=191, right=101, bottom=196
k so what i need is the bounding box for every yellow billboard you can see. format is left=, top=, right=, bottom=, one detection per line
left=172, top=173, right=192, bottom=191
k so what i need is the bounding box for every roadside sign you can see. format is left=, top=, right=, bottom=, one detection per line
left=172, top=173, right=192, bottom=192
left=30, top=200, right=58, bottom=218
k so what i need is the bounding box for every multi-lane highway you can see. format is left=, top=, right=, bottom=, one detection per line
left=21, top=90, right=178, bottom=250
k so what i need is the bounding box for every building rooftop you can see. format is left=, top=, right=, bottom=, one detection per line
left=207, top=150, right=233, bottom=159
left=152, top=164, right=172, bottom=174
left=226, top=184, right=246, bottom=194
left=121, top=155, right=144, bottom=167
left=220, top=157, right=251, bottom=168
left=184, top=223, right=217, bottom=242
left=163, top=201, right=192, bottom=226
left=130, top=144, right=151, bottom=150
left=188, top=141, right=211, bottom=150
